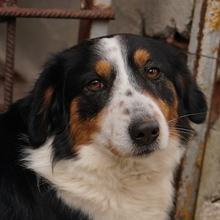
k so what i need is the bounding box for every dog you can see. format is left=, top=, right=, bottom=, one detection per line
left=0, top=34, right=207, bottom=220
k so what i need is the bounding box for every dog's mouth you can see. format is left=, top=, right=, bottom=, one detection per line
left=108, top=143, right=159, bottom=158
left=136, top=147, right=155, bottom=156
left=134, top=144, right=159, bottom=157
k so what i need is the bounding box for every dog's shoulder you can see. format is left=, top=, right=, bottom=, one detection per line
left=0, top=101, right=90, bottom=220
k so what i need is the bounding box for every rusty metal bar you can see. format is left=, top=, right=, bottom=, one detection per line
left=0, top=7, right=115, bottom=19
left=1, top=0, right=17, bottom=111
left=78, top=0, right=93, bottom=43
left=175, top=0, right=220, bottom=219
left=3, top=17, right=16, bottom=110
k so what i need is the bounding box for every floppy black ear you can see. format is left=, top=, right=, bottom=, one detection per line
left=177, top=70, right=207, bottom=124
left=26, top=55, right=68, bottom=148
left=184, top=82, right=207, bottom=123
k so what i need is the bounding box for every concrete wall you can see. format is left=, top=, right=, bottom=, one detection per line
left=109, top=0, right=194, bottom=38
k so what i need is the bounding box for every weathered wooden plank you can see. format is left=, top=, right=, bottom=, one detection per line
left=175, top=0, right=220, bottom=219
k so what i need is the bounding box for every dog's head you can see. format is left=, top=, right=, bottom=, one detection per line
left=25, top=34, right=207, bottom=159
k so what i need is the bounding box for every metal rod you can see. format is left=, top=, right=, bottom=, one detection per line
left=3, top=17, right=16, bottom=110
left=0, top=7, right=115, bottom=19
left=78, top=0, right=94, bottom=43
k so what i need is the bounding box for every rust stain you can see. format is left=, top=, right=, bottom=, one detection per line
left=212, top=46, right=219, bottom=53
left=193, top=0, right=208, bottom=78
left=207, top=0, right=220, bottom=32
left=195, top=145, right=204, bottom=167
left=175, top=184, right=194, bottom=220
left=210, top=81, right=220, bottom=122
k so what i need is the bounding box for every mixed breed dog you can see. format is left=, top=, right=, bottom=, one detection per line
left=0, top=34, right=207, bottom=220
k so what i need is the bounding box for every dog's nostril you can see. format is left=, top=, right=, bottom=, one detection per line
left=135, top=132, right=145, bottom=139
left=151, top=128, right=159, bottom=137
left=129, top=119, right=159, bottom=146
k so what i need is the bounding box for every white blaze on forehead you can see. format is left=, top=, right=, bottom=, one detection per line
left=97, top=36, right=137, bottom=102
left=93, top=36, right=170, bottom=156
left=97, top=36, right=129, bottom=84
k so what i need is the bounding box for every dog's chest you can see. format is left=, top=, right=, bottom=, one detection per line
left=25, top=142, right=178, bottom=220
left=59, top=169, right=173, bottom=220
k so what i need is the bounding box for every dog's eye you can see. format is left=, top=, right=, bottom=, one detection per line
left=146, top=68, right=160, bottom=78
left=87, top=79, right=104, bottom=90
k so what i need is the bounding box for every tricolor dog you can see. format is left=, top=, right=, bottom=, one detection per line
left=0, top=34, right=207, bottom=220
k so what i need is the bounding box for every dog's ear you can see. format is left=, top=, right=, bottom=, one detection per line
left=176, top=68, right=207, bottom=124
left=26, top=56, right=68, bottom=148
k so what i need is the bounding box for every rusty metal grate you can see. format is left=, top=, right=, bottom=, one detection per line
left=0, top=0, right=114, bottom=111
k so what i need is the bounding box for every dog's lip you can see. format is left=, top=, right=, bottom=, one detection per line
left=135, top=145, right=157, bottom=156
left=108, top=143, right=158, bottom=157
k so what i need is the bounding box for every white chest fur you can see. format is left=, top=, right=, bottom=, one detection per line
left=24, top=137, right=184, bottom=220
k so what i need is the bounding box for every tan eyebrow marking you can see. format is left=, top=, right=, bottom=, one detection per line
left=134, top=49, right=150, bottom=65
left=95, top=60, right=112, bottom=77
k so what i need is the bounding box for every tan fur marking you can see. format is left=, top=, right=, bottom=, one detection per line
left=108, top=145, right=130, bottom=158
left=156, top=98, right=178, bottom=127
left=134, top=49, right=150, bottom=66
left=95, top=60, right=112, bottom=77
left=39, top=86, right=55, bottom=114
left=154, top=82, right=179, bottom=138
left=144, top=85, right=179, bottom=137
left=44, top=87, right=54, bottom=104
left=69, top=99, right=103, bottom=152
left=109, top=146, right=123, bottom=158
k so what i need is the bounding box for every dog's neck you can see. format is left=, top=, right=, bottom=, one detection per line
left=23, top=137, right=184, bottom=220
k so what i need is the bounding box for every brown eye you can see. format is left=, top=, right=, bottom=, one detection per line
left=146, top=68, right=160, bottom=78
left=88, top=79, right=104, bottom=90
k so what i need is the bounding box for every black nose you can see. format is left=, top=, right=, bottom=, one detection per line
left=129, top=119, right=159, bottom=146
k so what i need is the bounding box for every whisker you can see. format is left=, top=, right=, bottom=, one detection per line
left=169, top=132, right=190, bottom=142
left=174, top=127, right=196, bottom=133
left=169, top=128, right=196, bottom=136
left=167, top=112, right=207, bottom=124
left=168, top=131, right=201, bottom=151
left=169, top=126, right=197, bottom=134
left=170, top=131, right=195, bottom=137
